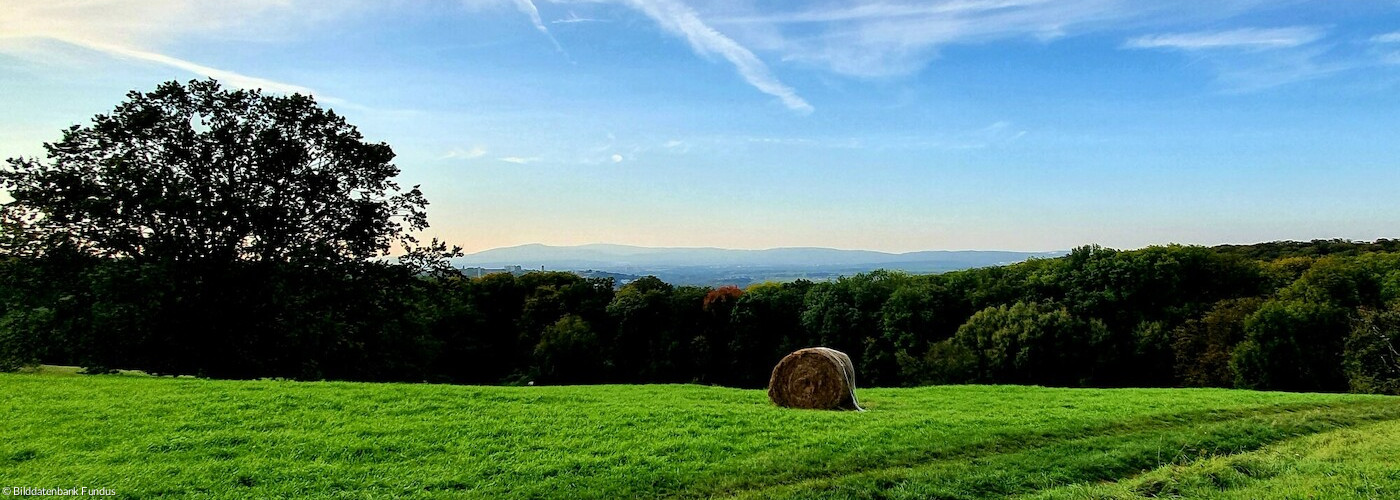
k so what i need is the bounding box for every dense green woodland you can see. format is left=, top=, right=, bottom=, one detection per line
left=3, top=239, right=1400, bottom=394
left=2, top=80, right=1398, bottom=394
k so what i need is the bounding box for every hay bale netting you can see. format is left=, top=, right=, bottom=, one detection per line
left=767, top=347, right=863, bottom=411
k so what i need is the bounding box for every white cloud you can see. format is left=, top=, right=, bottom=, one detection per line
left=1122, top=26, right=1358, bottom=91
left=502, top=0, right=1277, bottom=83
left=618, top=0, right=813, bottom=113
left=1373, top=32, right=1400, bottom=44
left=611, top=153, right=623, bottom=162
left=499, top=156, right=540, bottom=164
left=972, top=121, right=1027, bottom=145
left=656, top=139, right=691, bottom=154
left=1124, top=27, right=1326, bottom=51
left=55, top=36, right=326, bottom=97
left=1208, top=48, right=1353, bottom=92
left=1372, top=32, right=1400, bottom=66
left=552, top=12, right=607, bottom=24
left=691, top=0, right=1296, bottom=78
left=512, top=0, right=566, bottom=52
left=714, top=0, right=1074, bottom=25
left=443, top=146, right=488, bottom=160
left=0, top=0, right=363, bottom=99
left=731, top=121, right=1024, bottom=151
left=706, top=0, right=1136, bottom=77
left=0, top=0, right=305, bottom=45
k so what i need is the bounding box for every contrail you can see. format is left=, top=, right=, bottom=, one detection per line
left=513, top=0, right=566, bottom=55
left=620, top=0, right=813, bottom=113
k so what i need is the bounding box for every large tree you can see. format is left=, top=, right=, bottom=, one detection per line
left=0, top=80, right=448, bottom=379
left=1, top=79, right=427, bottom=265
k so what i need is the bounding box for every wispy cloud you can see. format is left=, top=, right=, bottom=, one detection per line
left=0, top=0, right=335, bottom=46
left=1124, top=27, right=1325, bottom=51
left=57, top=36, right=329, bottom=97
left=845, top=121, right=1026, bottom=150
left=706, top=0, right=1147, bottom=77
left=442, top=146, right=488, bottom=160
left=714, top=0, right=1060, bottom=25
left=552, top=12, right=607, bottom=24
left=973, top=121, right=1027, bottom=145
left=1216, top=49, right=1354, bottom=92
left=0, top=0, right=359, bottom=101
left=1373, top=32, right=1400, bottom=44
left=499, top=156, right=540, bottom=164
left=1367, top=32, right=1400, bottom=66
left=618, top=0, right=813, bottom=113
left=692, top=1, right=1307, bottom=78
left=512, top=0, right=565, bottom=53
left=458, top=0, right=810, bottom=111
left=1122, top=26, right=1352, bottom=91
left=662, top=139, right=690, bottom=154
left=733, top=120, right=1024, bottom=151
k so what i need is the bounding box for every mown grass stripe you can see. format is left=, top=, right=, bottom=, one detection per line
left=692, top=401, right=1388, bottom=499
left=728, top=402, right=1400, bottom=499
left=1020, top=416, right=1400, bottom=500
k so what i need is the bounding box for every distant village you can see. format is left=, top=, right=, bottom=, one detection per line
left=455, top=264, right=863, bottom=288
left=458, top=265, right=529, bottom=278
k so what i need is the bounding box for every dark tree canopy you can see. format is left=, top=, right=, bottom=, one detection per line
left=1, top=79, right=427, bottom=264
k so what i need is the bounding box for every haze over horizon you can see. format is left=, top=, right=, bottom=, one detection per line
left=470, top=242, right=1067, bottom=253
left=3, top=1, right=1398, bottom=253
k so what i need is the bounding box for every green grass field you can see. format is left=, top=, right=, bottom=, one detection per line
left=2, top=370, right=1398, bottom=499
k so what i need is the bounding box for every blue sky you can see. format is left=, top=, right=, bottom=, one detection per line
left=2, top=1, right=1399, bottom=252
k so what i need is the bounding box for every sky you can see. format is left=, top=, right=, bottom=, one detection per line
left=2, top=0, right=1399, bottom=253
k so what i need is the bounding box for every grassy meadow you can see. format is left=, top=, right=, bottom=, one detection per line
left=2, top=370, right=1399, bottom=499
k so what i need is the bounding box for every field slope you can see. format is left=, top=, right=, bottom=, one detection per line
left=2, top=371, right=1398, bottom=499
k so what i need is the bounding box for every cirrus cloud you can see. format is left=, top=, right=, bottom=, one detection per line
left=1124, top=27, right=1326, bottom=51
left=615, top=0, right=813, bottom=113
left=0, top=0, right=370, bottom=100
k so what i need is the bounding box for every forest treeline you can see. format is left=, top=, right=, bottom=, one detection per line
left=3, top=239, right=1399, bottom=394
left=2, top=80, right=1397, bottom=394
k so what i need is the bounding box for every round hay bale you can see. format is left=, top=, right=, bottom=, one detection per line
left=767, top=347, right=863, bottom=411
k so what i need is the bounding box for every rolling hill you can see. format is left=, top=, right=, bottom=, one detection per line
left=452, top=244, right=1065, bottom=285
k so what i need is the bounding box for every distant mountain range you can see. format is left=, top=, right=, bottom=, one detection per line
left=452, top=244, right=1066, bottom=286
